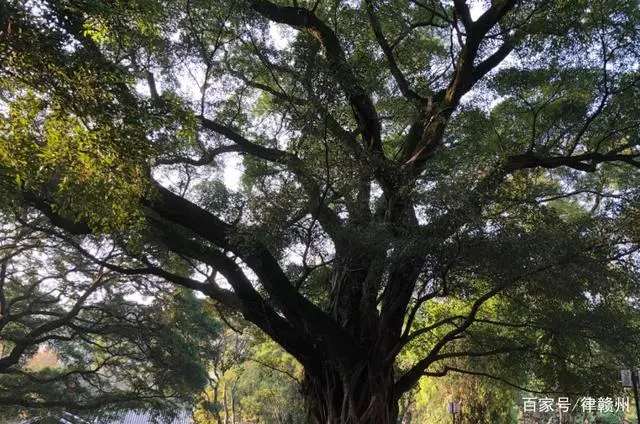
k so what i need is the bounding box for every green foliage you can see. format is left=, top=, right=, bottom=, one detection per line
left=0, top=217, right=221, bottom=419
left=0, top=86, right=149, bottom=231
left=193, top=328, right=304, bottom=424
left=409, top=373, right=519, bottom=424
left=1, top=0, right=640, bottom=422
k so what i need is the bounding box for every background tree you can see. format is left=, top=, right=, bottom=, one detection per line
left=1, top=0, right=640, bottom=423
left=0, top=214, right=221, bottom=421
left=195, top=327, right=250, bottom=424
left=194, top=326, right=305, bottom=424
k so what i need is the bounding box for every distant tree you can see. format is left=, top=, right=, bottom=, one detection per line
left=2, top=0, right=640, bottom=423
left=195, top=327, right=250, bottom=424
left=231, top=336, right=304, bottom=424
left=194, top=327, right=305, bottom=424
left=0, top=215, right=221, bottom=420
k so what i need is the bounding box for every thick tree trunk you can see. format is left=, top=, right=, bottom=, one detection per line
left=303, top=359, right=399, bottom=424
left=298, top=243, right=412, bottom=424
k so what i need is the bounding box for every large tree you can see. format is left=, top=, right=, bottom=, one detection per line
left=1, top=0, right=640, bottom=422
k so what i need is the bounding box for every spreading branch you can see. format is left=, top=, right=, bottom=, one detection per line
left=249, top=0, right=384, bottom=155
left=507, top=150, right=640, bottom=173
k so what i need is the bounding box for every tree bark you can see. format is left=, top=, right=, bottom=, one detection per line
left=223, top=385, right=229, bottom=424
left=303, top=359, right=399, bottom=424
left=231, top=389, right=236, bottom=424
left=212, top=384, right=223, bottom=424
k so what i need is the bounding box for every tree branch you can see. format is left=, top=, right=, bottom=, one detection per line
left=147, top=184, right=359, bottom=363
left=249, top=357, right=302, bottom=385
left=453, top=0, right=472, bottom=31
left=400, top=1, right=520, bottom=169
left=365, top=0, right=424, bottom=103
left=507, top=151, right=640, bottom=173
left=0, top=272, right=107, bottom=372
left=199, top=116, right=345, bottom=239
left=248, top=0, right=384, bottom=155
left=423, top=366, right=573, bottom=395
left=432, top=344, right=534, bottom=361
left=154, top=145, right=243, bottom=166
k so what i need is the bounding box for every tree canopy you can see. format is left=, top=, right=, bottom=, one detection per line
left=1, top=0, right=640, bottom=422
left=0, top=214, right=222, bottom=420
